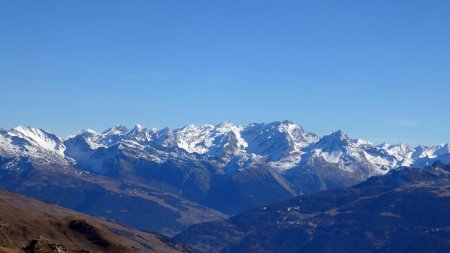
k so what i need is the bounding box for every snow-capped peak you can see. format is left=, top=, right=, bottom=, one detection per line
left=173, top=122, right=247, bottom=155
left=316, top=130, right=351, bottom=147
left=241, top=121, right=319, bottom=170
left=102, top=125, right=128, bottom=135
left=354, top=138, right=374, bottom=146
left=217, top=121, right=234, bottom=128
left=82, top=128, right=98, bottom=135
left=10, top=126, right=66, bottom=155
left=134, top=124, right=144, bottom=131
left=128, top=124, right=147, bottom=134
left=380, top=142, right=414, bottom=165
left=124, top=124, right=152, bottom=143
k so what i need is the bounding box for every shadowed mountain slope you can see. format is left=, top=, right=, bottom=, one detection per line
left=176, top=162, right=450, bottom=253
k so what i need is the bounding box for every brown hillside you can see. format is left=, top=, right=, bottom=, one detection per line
left=0, top=189, right=195, bottom=253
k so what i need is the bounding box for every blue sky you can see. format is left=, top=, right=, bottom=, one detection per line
left=0, top=0, right=449, bottom=146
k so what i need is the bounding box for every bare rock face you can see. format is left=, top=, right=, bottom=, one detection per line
left=23, top=237, right=70, bottom=253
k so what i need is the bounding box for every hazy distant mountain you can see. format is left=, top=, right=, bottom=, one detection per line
left=0, top=121, right=449, bottom=234
left=176, top=162, right=450, bottom=253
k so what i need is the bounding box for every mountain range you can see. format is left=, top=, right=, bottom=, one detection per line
left=176, top=161, right=450, bottom=252
left=0, top=121, right=449, bottom=235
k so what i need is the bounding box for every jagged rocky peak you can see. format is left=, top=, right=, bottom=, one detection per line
left=124, top=124, right=152, bottom=143
left=214, top=121, right=248, bottom=149
left=0, top=126, right=70, bottom=166
left=149, top=127, right=175, bottom=147
left=299, top=130, right=388, bottom=176
left=376, top=142, right=414, bottom=166
left=412, top=145, right=436, bottom=158
left=378, top=142, right=413, bottom=153
left=353, top=138, right=374, bottom=146
left=242, top=121, right=318, bottom=158
left=173, top=122, right=247, bottom=155
left=315, top=130, right=352, bottom=148
left=392, top=142, right=414, bottom=154
left=174, top=124, right=215, bottom=154
left=430, top=144, right=450, bottom=156
left=217, top=120, right=234, bottom=127
left=125, top=124, right=146, bottom=135
left=102, top=124, right=128, bottom=135
left=134, top=123, right=144, bottom=130
left=327, top=130, right=350, bottom=140
left=79, top=128, right=98, bottom=136
left=278, top=121, right=319, bottom=146
left=9, top=126, right=66, bottom=155
left=92, top=124, right=127, bottom=146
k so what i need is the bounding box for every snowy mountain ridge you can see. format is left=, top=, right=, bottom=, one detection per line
left=0, top=121, right=448, bottom=175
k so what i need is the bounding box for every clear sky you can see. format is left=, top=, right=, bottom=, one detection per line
left=0, top=0, right=449, bottom=146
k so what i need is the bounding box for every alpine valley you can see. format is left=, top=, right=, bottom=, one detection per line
left=0, top=121, right=449, bottom=237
